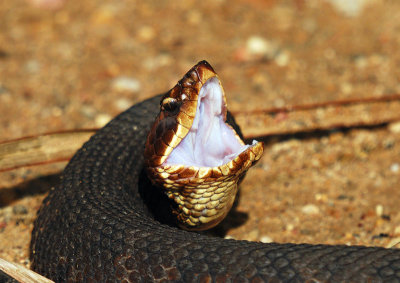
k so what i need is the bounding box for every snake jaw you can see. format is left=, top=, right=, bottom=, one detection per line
left=144, top=60, right=263, bottom=231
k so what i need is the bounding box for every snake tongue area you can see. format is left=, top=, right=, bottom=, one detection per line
left=144, top=60, right=263, bottom=230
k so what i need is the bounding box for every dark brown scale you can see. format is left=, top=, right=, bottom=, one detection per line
left=30, top=72, right=400, bottom=282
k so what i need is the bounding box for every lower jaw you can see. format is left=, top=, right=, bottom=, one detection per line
left=172, top=181, right=239, bottom=231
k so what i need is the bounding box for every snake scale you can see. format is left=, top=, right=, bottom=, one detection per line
left=30, top=62, right=400, bottom=282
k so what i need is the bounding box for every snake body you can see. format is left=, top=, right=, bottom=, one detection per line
left=30, top=65, right=400, bottom=282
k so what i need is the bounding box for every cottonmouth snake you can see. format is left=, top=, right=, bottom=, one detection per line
left=30, top=61, right=400, bottom=282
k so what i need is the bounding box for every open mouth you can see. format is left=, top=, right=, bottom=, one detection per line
left=163, top=77, right=256, bottom=168
left=144, top=60, right=263, bottom=230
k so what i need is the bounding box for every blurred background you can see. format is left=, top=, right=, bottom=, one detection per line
left=1, top=0, right=400, bottom=268
left=2, top=0, right=400, bottom=139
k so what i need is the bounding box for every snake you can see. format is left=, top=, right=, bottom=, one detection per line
left=30, top=61, right=400, bottom=282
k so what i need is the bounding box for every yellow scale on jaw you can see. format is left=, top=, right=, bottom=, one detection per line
left=144, top=61, right=263, bottom=231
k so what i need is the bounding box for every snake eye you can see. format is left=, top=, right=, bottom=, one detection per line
left=161, top=97, right=179, bottom=112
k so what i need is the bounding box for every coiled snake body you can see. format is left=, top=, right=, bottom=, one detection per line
left=30, top=62, right=400, bottom=282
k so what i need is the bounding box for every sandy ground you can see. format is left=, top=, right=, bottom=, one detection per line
left=1, top=0, right=400, bottom=269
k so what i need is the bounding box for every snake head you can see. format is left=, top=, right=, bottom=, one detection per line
left=144, top=60, right=263, bottom=231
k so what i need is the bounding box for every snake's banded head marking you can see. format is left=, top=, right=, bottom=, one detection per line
left=144, top=60, right=263, bottom=231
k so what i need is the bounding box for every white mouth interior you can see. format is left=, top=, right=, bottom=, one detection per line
left=164, top=77, right=254, bottom=167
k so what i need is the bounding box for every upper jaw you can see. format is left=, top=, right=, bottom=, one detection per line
left=144, top=61, right=220, bottom=168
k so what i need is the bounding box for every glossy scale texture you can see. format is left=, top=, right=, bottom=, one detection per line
left=30, top=95, right=400, bottom=282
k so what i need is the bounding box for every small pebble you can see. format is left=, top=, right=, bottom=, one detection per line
left=311, top=158, right=321, bottom=167
left=390, top=163, right=399, bottom=173
left=260, top=235, right=273, bottom=243
left=273, top=98, right=285, bottom=108
left=275, top=51, right=290, bottom=67
left=315, top=193, right=328, bottom=202
left=325, top=0, right=373, bottom=17
left=187, top=10, right=202, bottom=24
left=375, top=204, right=383, bottom=217
left=51, top=106, right=62, bottom=117
left=143, top=53, right=172, bottom=70
left=368, top=171, right=377, bottom=179
left=12, top=205, right=28, bottom=215
left=354, top=55, right=367, bottom=69
left=95, top=113, right=112, bottom=127
left=286, top=224, right=294, bottom=231
left=388, top=122, right=400, bottom=133
left=382, top=138, right=395, bottom=149
left=301, top=204, right=320, bottom=215
left=340, top=82, right=353, bottom=95
left=246, top=229, right=259, bottom=241
left=114, top=98, right=132, bottom=111
left=25, top=60, right=40, bottom=73
left=111, top=76, right=141, bottom=93
left=246, top=36, right=278, bottom=59
left=137, top=26, right=155, bottom=41
left=91, top=5, right=117, bottom=25
left=271, top=140, right=301, bottom=155
left=80, top=105, right=96, bottom=119
left=261, top=163, right=270, bottom=171
left=19, top=259, right=30, bottom=266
